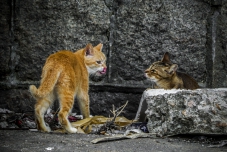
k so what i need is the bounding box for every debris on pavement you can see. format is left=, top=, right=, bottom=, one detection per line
left=95, top=101, right=130, bottom=135
left=70, top=101, right=152, bottom=143
left=91, top=132, right=155, bottom=144
left=208, top=140, right=227, bottom=148
left=0, top=108, right=80, bottom=130
left=0, top=108, right=36, bottom=129
left=45, top=147, right=54, bottom=151
left=0, top=108, right=14, bottom=113
left=50, top=101, right=151, bottom=144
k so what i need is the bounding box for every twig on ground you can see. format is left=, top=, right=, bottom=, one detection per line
left=96, top=101, right=129, bottom=135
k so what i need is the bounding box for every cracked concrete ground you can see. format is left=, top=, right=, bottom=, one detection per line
left=0, top=130, right=226, bottom=152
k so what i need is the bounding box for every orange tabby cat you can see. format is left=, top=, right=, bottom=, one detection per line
left=145, top=52, right=199, bottom=89
left=29, top=43, right=107, bottom=133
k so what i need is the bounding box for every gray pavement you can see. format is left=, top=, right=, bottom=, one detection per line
left=0, top=130, right=226, bottom=152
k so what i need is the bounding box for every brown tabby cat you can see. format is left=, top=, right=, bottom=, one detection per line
left=145, top=52, right=199, bottom=89
left=29, top=43, right=107, bottom=133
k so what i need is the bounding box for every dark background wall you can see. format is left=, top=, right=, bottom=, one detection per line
left=0, top=0, right=227, bottom=119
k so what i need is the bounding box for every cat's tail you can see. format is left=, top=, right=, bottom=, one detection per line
left=29, top=68, right=61, bottom=99
left=29, top=85, right=39, bottom=99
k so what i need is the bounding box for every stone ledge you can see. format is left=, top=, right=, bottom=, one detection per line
left=135, top=88, right=227, bottom=136
left=0, top=81, right=149, bottom=93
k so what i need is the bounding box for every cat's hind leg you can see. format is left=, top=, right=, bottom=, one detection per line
left=58, top=92, right=77, bottom=133
left=77, top=90, right=90, bottom=119
left=35, top=91, right=55, bottom=132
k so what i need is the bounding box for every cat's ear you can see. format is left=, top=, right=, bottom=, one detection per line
left=84, top=43, right=94, bottom=56
left=168, top=64, right=178, bottom=74
left=95, top=43, right=103, bottom=52
left=161, top=52, right=170, bottom=63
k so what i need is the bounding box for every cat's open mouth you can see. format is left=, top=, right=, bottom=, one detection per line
left=99, top=68, right=107, bottom=75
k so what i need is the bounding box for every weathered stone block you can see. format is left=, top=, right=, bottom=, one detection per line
left=13, top=0, right=110, bottom=81
left=136, top=89, right=227, bottom=135
left=111, top=0, right=211, bottom=85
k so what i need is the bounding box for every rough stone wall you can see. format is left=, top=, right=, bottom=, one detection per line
left=0, top=0, right=11, bottom=81
left=0, top=0, right=227, bottom=118
left=206, top=0, right=227, bottom=87
left=111, top=0, right=210, bottom=85
left=13, top=0, right=110, bottom=82
left=215, top=1, right=227, bottom=87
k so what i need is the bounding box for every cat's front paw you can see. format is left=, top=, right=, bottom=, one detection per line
left=40, top=126, right=51, bottom=133
left=46, top=126, right=51, bottom=132
left=66, top=127, right=77, bottom=133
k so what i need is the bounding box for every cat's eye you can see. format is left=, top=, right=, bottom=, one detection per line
left=151, top=69, right=156, bottom=73
left=96, top=61, right=102, bottom=64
